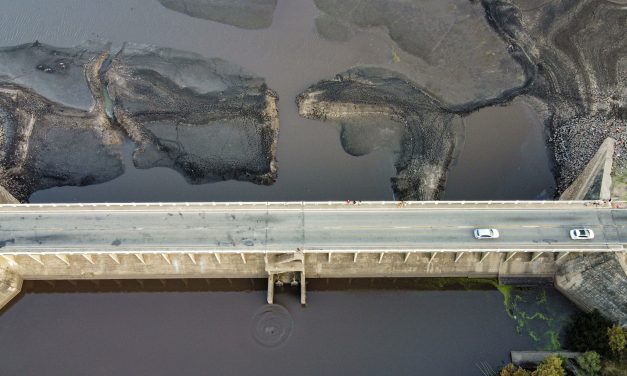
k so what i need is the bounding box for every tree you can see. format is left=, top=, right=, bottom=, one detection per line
left=532, top=355, right=565, bottom=376
left=573, top=351, right=601, bottom=376
left=607, top=324, right=626, bottom=358
left=501, top=363, right=531, bottom=376
left=565, top=310, right=612, bottom=355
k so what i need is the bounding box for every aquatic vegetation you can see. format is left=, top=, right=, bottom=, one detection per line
left=391, top=47, right=400, bottom=63
left=490, top=285, right=570, bottom=350
left=546, top=331, right=561, bottom=352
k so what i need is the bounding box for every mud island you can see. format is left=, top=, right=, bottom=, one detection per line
left=300, top=0, right=626, bottom=200
left=297, top=67, right=461, bottom=200
left=0, top=42, right=279, bottom=202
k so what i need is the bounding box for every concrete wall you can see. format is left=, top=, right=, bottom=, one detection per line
left=560, top=138, right=615, bottom=200
left=0, top=251, right=561, bottom=280
left=0, top=250, right=564, bottom=309
left=0, top=185, right=19, bottom=204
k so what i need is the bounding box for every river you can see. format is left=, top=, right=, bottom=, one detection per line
left=0, top=0, right=555, bottom=202
left=0, top=279, right=577, bottom=376
left=0, top=1, right=566, bottom=374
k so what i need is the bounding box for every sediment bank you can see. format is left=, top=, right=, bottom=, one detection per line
left=0, top=42, right=280, bottom=201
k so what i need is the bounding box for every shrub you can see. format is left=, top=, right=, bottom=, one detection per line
left=532, top=355, right=565, bottom=376
left=565, top=310, right=613, bottom=355
left=501, top=363, right=531, bottom=376
left=607, top=324, right=626, bottom=358
left=573, top=351, right=601, bottom=376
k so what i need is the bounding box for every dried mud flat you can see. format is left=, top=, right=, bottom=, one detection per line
left=0, top=42, right=124, bottom=202
left=297, top=67, right=461, bottom=200
left=0, top=42, right=279, bottom=201
left=300, top=0, right=626, bottom=199
left=499, top=0, right=627, bottom=191
left=156, top=0, right=278, bottom=29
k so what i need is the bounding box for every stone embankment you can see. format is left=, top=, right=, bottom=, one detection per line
left=556, top=139, right=627, bottom=327
left=556, top=253, right=627, bottom=327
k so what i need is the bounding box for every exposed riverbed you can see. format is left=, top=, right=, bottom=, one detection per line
left=0, top=1, right=598, bottom=374
left=0, top=0, right=557, bottom=202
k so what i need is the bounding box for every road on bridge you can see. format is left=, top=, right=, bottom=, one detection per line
left=0, top=204, right=625, bottom=253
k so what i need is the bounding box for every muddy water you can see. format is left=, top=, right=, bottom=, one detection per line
left=0, top=0, right=554, bottom=202
left=443, top=101, right=556, bottom=200
left=0, top=282, right=577, bottom=376
left=0, top=2, right=564, bottom=374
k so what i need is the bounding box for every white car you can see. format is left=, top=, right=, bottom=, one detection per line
left=474, top=228, right=500, bottom=239
left=570, top=228, right=594, bottom=240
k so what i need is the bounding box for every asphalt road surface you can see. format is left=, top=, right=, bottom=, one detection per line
left=0, top=205, right=625, bottom=253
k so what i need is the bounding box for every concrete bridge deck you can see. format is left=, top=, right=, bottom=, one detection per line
left=0, top=201, right=624, bottom=255
left=0, top=201, right=625, bottom=307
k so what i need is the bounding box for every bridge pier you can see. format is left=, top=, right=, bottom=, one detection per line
left=267, top=274, right=274, bottom=304
left=0, top=267, right=22, bottom=311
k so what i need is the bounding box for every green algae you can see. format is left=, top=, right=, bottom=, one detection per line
left=330, top=277, right=570, bottom=351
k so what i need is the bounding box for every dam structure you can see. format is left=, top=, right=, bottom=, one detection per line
left=0, top=200, right=625, bottom=309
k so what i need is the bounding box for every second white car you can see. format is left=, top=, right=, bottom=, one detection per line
left=474, top=228, right=500, bottom=239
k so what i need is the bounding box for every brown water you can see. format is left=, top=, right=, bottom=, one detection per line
left=443, top=100, right=556, bottom=200
left=0, top=2, right=564, bottom=374
left=0, top=0, right=555, bottom=202
left=0, top=281, right=577, bottom=376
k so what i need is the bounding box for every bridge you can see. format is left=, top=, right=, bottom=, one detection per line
left=0, top=200, right=625, bottom=307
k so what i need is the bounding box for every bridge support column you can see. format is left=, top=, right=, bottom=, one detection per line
left=531, top=252, right=544, bottom=262
left=0, top=268, right=22, bottom=311
left=300, top=271, right=306, bottom=306
left=267, top=274, right=275, bottom=304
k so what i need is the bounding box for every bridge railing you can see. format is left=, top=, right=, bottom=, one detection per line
left=0, top=200, right=615, bottom=209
